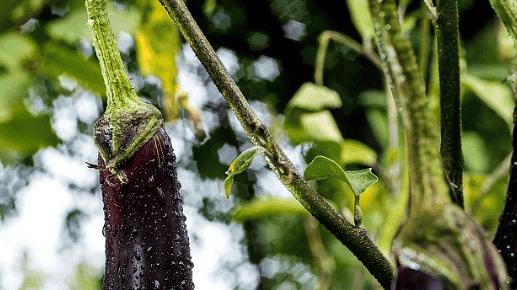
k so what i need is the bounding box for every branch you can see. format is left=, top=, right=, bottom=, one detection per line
left=436, top=0, right=464, bottom=207
left=157, top=0, right=394, bottom=287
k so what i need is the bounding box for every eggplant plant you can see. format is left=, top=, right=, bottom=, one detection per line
left=155, top=0, right=517, bottom=289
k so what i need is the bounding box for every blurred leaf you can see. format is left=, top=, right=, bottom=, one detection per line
left=0, top=103, right=58, bottom=162
left=203, top=0, right=217, bottom=16
left=0, top=32, right=36, bottom=71
left=224, top=146, right=266, bottom=198
left=0, top=0, right=18, bottom=30
left=463, top=73, right=514, bottom=126
left=41, top=42, right=104, bottom=94
left=135, top=0, right=181, bottom=119
left=233, top=197, right=307, bottom=222
left=304, top=156, right=378, bottom=196
left=287, top=82, right=342, bottom=111
left=0, top=71, right=32, bottom=122
left=286, top=110, right=343, bottom=144
left=462, top=131, right=489, bottom=172
left=346, top=0, right=373, bottom=39
left=341, top=139, right=377, bottom=166
left=46, top=5, right=140, bottom=44
left=69, top=263, right=102, bottom=290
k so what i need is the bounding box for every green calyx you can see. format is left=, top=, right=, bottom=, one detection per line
left=394, top=204, right=509, bottom=290
left=86, top=0, right=162, bottom=181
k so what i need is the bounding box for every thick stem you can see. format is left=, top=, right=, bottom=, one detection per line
left=367, top=0, right=447, bottom=211
left=158, top=0, right=394, bottom=287
left=86, top=0, right=143, bottom=110
left=436, top=0, right=464, bottom=207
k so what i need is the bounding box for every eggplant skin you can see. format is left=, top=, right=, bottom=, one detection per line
left=98, top=128, right=194, bottom=290
left=393, top=267, right=446, bottom=290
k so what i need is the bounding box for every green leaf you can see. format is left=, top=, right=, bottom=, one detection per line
left=224, top=146, right=267, bottom=198
left=0, top=71, right=32, bottom=122
left=41, top=42, right=105, bottom=94
left=304, top=155, right=378, bottom=226
left=46, top=5, right=141, bottom=44
left=287, top=82, right=342, bottom=111
left=341, top=139, right=377, bottom=166
left=346, top=0, right=374, bottom=39
left=304, top=156, right=378, bottom=196
left=286, top=110, right=343, bottom=144
left=232, top=197, right=307, bottom=222
left=463, top=74, right=514, bottom=126
left=0, top=103, right=59, bottom=163
left=0, top=32, right=36, bottom=71
left=224, top=176, right=233, bottom=199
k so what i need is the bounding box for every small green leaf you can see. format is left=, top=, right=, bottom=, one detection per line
left=346, top=0, right=374, bottom=39
left=304, top=155, right=378, bottom=226
left=304, top=156, right=378, bottom=196
left=463, top=74, right=514, bottom=126
left=287, top=82, right=342, bottom=111
left=224, top=176, right=233, bottom=199
left=344, top=168, right=379, bottom=197
left=304, top=155, right=348, bottom=181
left=224, top=146, right=266, bottom=198
left=232, top=197, right=307, bottom=222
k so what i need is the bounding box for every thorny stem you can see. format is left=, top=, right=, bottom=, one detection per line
left=436, top=0, right=464, bottom=208
left=157, top=0, right=394, bottom=287
left=314, top=31, right=382, bottom=85
left=367, top=0, right=447, bottom=213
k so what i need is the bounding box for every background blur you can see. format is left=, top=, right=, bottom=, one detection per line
left=0, top=0, right=515, bottom=289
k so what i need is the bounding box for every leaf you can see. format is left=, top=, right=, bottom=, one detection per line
left=224, top=146, right=266, bottom=198
left=46, top=5, right=141, bottom=44
left=341, top=139, right=377, bottom=166
left=304, top=156, right=378, bottom=196
left=232, top=197, right=307, bottom=222
left=0, top=71, right=32, bottom=122
left=0, top=32, right=36, bottom=71
left=40, top=42, right=105, bottom=94
left=287, top=82, right=342, bottom=111
left=462, top=74, right=514, bottom=126
left=135, top=0, right=181, bottom=120
left=224, top=176, right=233, bottom=199
left=304, top=155, right=378, bottom=226
left=346, top=0, right=374, bottom=39
left=0, top=103, right=59, bottom=163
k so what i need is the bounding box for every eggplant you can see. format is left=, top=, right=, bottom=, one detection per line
left=85, top=0, right=194, bottom=288
left=95, top=127, right=194, bottom=289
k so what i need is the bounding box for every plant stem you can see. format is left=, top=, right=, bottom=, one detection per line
left=157, top=0, right=394, bottom=287
left=367, top=0, right=447, bottom=212
left=436, top=0, right=464, bottom=208
left=86, top=0, right=143, bottom=111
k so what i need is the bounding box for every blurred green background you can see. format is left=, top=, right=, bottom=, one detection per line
left=0, top=0, right=514, bottom=289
